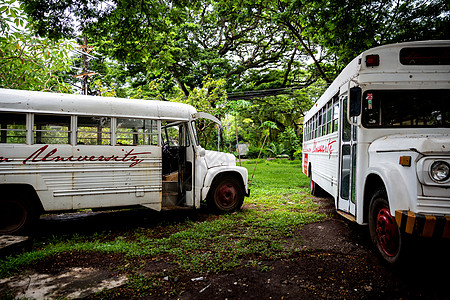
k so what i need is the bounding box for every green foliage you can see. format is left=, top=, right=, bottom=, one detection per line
left=222, top=81, right=322, bottom=154
left=279, top=127, right=300, bottom=158
left=176, top=75, right=228, bottom=149
left=266, top=142, right=288, bottom=158
left=275, top=0, right=450, bottom=71
left=0, top=0, right=74, bottom=91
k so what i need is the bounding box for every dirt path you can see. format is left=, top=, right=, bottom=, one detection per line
left=160, top=218, right=449, bottom=299
left=1, top=197, right=449, bottom=299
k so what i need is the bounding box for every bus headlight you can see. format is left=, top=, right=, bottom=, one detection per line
left=430, top=161, right=450, bottom=182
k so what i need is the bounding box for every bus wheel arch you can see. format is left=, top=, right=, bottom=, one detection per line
left=308, top=164, right=324, bottom=197
left=363, top=174, right=386, bottom=223
left=0, top=184, right=42, bottom=235
left=206, top=172, right=245, bottom=213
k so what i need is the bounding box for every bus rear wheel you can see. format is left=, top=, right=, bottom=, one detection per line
left=0, top=196, right=32, bottom=235
left=208, top=176, right=244, bottom=213
left=310, top=178, right=324, bottom=197
left=369, top=189, right=403, bottom=265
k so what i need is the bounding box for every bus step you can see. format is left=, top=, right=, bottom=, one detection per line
left=336, top=210, right=356, bottom=222
left=162, top=192, right=178, bottom=206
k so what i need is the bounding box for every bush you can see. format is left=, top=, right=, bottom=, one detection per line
left=279, top=128, right=300, bottom=159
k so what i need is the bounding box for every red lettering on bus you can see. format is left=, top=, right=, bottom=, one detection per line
left=304, top=139, right=337, bottom=159
left=311, top=140, right=336, bottom=159
left=22, top=145, right=151, bottom=167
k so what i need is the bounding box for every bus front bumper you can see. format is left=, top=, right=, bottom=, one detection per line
left=395, top=210, right=450, bottom=238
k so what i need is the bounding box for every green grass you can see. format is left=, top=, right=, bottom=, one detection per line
left=0, top=159, right=323, bottom=284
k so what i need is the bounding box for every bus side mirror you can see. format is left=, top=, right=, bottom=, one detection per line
left=349, top=87, right=362, bottom=116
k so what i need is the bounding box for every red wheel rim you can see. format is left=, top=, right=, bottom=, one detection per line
left=376, top=207, right=400, bottom=257
left=216, top=183, right=237, bottom=209
left=310, top=179, right=313, bottom=191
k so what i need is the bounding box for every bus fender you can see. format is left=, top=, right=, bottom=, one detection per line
left=366, top=164, right=410, bottom=214
left=201, top=166, right=249, bottom=201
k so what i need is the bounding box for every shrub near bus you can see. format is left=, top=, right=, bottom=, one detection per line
left=302, top=40, right=450, bottom=265
left=0, top=89, right=249, bottom=235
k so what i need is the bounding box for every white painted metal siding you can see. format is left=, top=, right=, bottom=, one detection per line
left=0, top=144, right=162, bottom=211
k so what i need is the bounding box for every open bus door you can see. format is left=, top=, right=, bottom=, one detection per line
left=161, top=121, right=193, bottom=208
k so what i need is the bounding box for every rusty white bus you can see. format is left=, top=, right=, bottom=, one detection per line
left=302, top=40, right=450, bottom=264
left=0, top=88, right=249, bottom=235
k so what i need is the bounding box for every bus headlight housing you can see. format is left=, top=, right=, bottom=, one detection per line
left=430, top=161, right=450, bottom=182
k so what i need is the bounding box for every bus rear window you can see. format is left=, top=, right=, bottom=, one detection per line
left=400, top=47, right=450, bottom=65
left=362, top=90, right=450, bottom=128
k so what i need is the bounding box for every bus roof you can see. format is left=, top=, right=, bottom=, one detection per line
left=304, top=40, right=450, bottom=122
left=0, top=88, right=197, bottom=121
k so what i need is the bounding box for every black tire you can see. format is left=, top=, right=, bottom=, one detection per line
left=368, top=189, right=404, bottom=266
left=207, top=176, right=244, bottom=213
left=310, top=178, right=324, bottom=197
left=0, top=195, right=36, bottom=235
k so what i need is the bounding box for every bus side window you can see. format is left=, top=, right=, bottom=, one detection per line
left=333, top=99, right=339, bottom=132
left=342, top=98, right=351, bottom=142
left=326, top=102, right=332, bottom=134
left=117, top=118, right=158, bottom=146
left=0, top=112, right=27, bottom=144
left=77, top=116, right=111, bottom=145
left=34, top=114, right=71, bottom=144
left=163, top=125, right=180, bottom=146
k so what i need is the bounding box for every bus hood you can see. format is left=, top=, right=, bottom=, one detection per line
left=369, top=134, right=450, bottom=154
left=204, top=150, right=236, bottom=168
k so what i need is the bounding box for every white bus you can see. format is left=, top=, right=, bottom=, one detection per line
left=302, top=40, right=449, bottom=264
left=0, top=88, right=249, bottom=235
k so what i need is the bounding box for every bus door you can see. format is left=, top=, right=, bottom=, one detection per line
left=338, top=95, right=357, bottom=216
left=162, top=122, right=193, bottom=207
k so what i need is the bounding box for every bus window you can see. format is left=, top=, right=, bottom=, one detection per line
left=0, top=112, right=27, bottom=144
left=333, top=100, right=339, bottom=132
left=326, top=102, right=332, bottom=134
left=34, top=114, right=71, bottom=144
left=116, top=118, right=158, bottom=145
left=162, top=122, right=183, bottom=175
left=340, top=144, right=351, bottom=200
left=163, top=124, right=180, bottom=147
left=341, top=98, right=351, bottom=142
left=77, top=116, right=111, bottom=145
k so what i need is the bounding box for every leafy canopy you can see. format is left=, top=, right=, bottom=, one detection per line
left=0, top=0, right=74, bottom=91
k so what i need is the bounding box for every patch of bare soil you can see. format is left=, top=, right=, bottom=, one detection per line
left=158, top=217, right=449, bottom=300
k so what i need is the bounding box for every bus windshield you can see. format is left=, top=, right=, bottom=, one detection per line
left=362, top=89, right=450, bottom=128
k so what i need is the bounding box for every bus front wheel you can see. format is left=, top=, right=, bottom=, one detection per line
left=0, top=196, right=34, bottom=235
left=208, top=176, right=244, bottom=213
left=368, top=189, right=403, bottom=265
